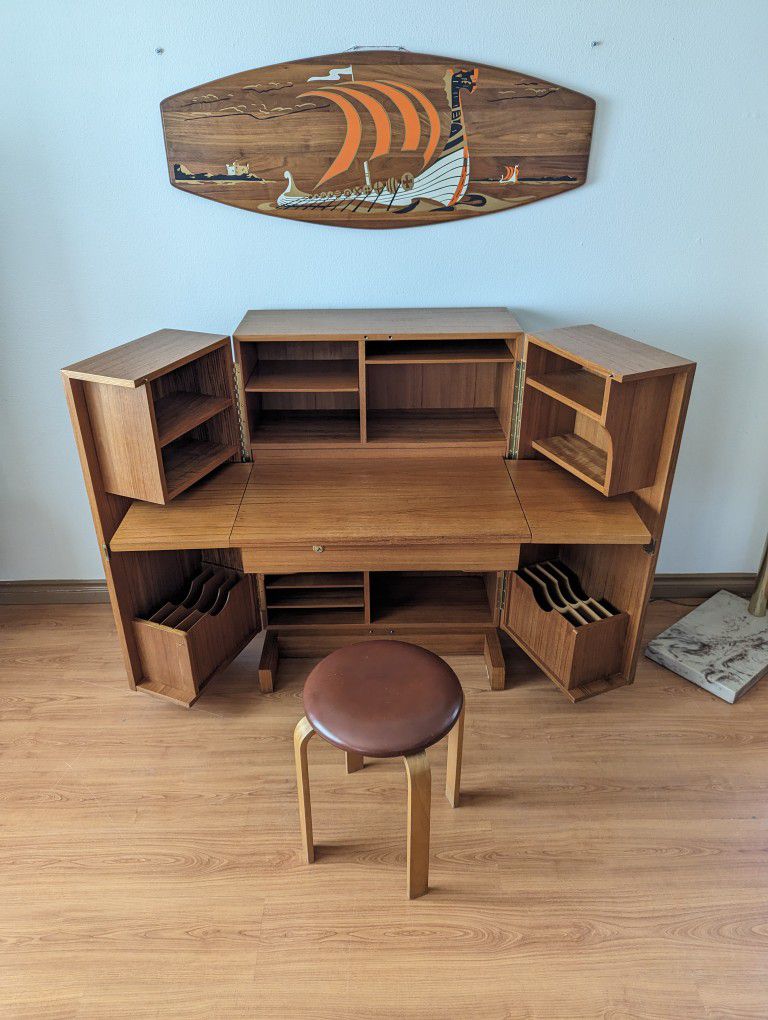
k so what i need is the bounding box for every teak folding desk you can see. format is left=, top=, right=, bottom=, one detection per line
left=62, top=308, right=694, bottom=707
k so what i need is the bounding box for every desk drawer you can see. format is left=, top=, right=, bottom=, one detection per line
left=241, top=543, right=520, bottom=573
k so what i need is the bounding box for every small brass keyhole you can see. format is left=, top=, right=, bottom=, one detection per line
left=312, top=545, right=324, bottom=553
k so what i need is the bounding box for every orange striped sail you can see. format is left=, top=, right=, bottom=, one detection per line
left=298, top=80, right=442, bottom=188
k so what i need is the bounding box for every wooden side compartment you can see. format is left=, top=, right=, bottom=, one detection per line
left=519, top=329, right=684, bottom=496
left=63, top=330, right=240, bottom=504
left=133, top=564, right=259, bottom=704
left=504, top=561, right=627, bottom=696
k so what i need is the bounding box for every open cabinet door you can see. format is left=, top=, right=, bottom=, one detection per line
left=503, top=323, right=695, bottom=702
left=63, top=332, right=259, bottom=708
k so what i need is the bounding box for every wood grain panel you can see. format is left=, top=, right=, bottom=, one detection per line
left=111, top=463, right=251, bottom=551
left=84, top=382, right=166, bottom=502
left=231, top=452, right=530, bottom=546
left=241, top=543, right=520, bottom=574
left=2, top=600, right=765, bottom=1019
left=527, top=324, right=694, bottom=382
left=505, top=461, right=651, bottom=544
left=161, top=51, right=594, bottom=228
left=234, top=307, right=522, bottom=340
left=63, top=330, right=229, bottom=386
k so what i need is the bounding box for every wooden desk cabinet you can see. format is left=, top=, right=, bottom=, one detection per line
left=63, top=309, right=694, bottom=707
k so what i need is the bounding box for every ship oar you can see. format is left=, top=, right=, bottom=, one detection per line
left=366, top=184, right=387, bottom=211
left=350, top=186, right=380, bottom=213
left=386, top=182, right=401, bottom=210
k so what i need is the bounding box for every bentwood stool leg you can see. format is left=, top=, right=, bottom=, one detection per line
left=445, top=703, right=465, bottom=808
left=293, top=716, right=315, bottom=864
left=345, top=751, right=364, bottom=774
left=403, top=750, right=431, bottom=899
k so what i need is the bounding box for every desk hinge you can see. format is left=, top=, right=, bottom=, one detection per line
left=102, top=541, right=111, bottom=563
left=497, top=571, right=508, bottom=614
left=508, top=358, right=526, bottom=459
left=232, top=362, right=252, bottom=462
left=643, top=538, right=657, bottom=555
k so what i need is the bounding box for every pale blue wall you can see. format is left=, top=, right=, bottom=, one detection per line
left=2, top=1, right=767, bottom=578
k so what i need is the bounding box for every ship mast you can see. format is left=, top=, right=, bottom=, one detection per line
left=350, top=65, right=373, bottom=189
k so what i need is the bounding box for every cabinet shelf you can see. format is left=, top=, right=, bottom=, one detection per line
left=266, top=572, right=363, bottom=589
left=162, top=439, right=238, bottom=499
left=266, top=589, right=364, bottom=609
left=154, top=392, right=233, bottom=446
left=267, top=607, right=364, bottom=626
left=366, top=340, right=513, bottom=365
left=371, top=573, right=494, bottom=625
left=246, top=360, right=359, bottom=393
left=367, top=408, right=506, bottom=447
left=531, top=433, right=607, bottom=490
left=249, top=411, right=361, bottom=448
left=525, top=369, right=605, bottom=419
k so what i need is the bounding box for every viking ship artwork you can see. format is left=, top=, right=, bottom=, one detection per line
left=276, top=66, right=478, bottom=215
left=160, top=50, right=595, bottom=228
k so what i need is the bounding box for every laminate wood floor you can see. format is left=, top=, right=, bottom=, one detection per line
left=1, top=601, right=766, bottom=1018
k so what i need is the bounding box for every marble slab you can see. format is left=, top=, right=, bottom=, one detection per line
left=645, top=590, right=768, bottom=703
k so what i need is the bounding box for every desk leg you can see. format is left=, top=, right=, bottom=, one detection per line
left=484, top=629, right=505, bottom=691
left=258, top=630, right=278, bottom=693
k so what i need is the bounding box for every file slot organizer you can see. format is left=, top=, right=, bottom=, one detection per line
left=523, top=560, right=617, bottom=623
left=133, top=564, right=255, bottom=702
left=508, top=562, right=628, bottom=693
left=263, top=571, right=367, bottom=626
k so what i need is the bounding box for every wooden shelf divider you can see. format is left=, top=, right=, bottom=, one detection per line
left=266, top=572, right=364, bottom=589
left=163, top=439, right=238, bottom=500
left=154, top=392, right=233, bottom=446
left=249, top=411, right=362, bottom=448
left=366, top=408, right=506, bottom=447
left=531, top=433, right=607, bottom=489
left=525, top=369, right=605, bottom=420
left=366, top=340, right=514, bottom=365
left=246, top=359, right=359, bottom=393
left=266, top=589, right=365, bottom=610
left=267, top=608, right=365, bottom=626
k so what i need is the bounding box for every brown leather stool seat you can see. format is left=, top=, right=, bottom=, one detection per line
left=293, top=640, right=466, bottom=899
left=303, top=640, right=464, bottom=758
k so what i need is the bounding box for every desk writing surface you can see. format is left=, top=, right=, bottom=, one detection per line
left=230, top=453, right=530, bottom=547
left=109, top=456, right=650, bottom=554
left=506, top=460, right=651, bottom=544
left=110, top=463, right=251, bottom=551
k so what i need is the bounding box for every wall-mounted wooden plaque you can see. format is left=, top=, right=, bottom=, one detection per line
left=160, top=50, right=595, bottom=229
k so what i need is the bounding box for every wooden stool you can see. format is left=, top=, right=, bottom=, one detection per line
left=293, top=640, right=465, bottom=899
